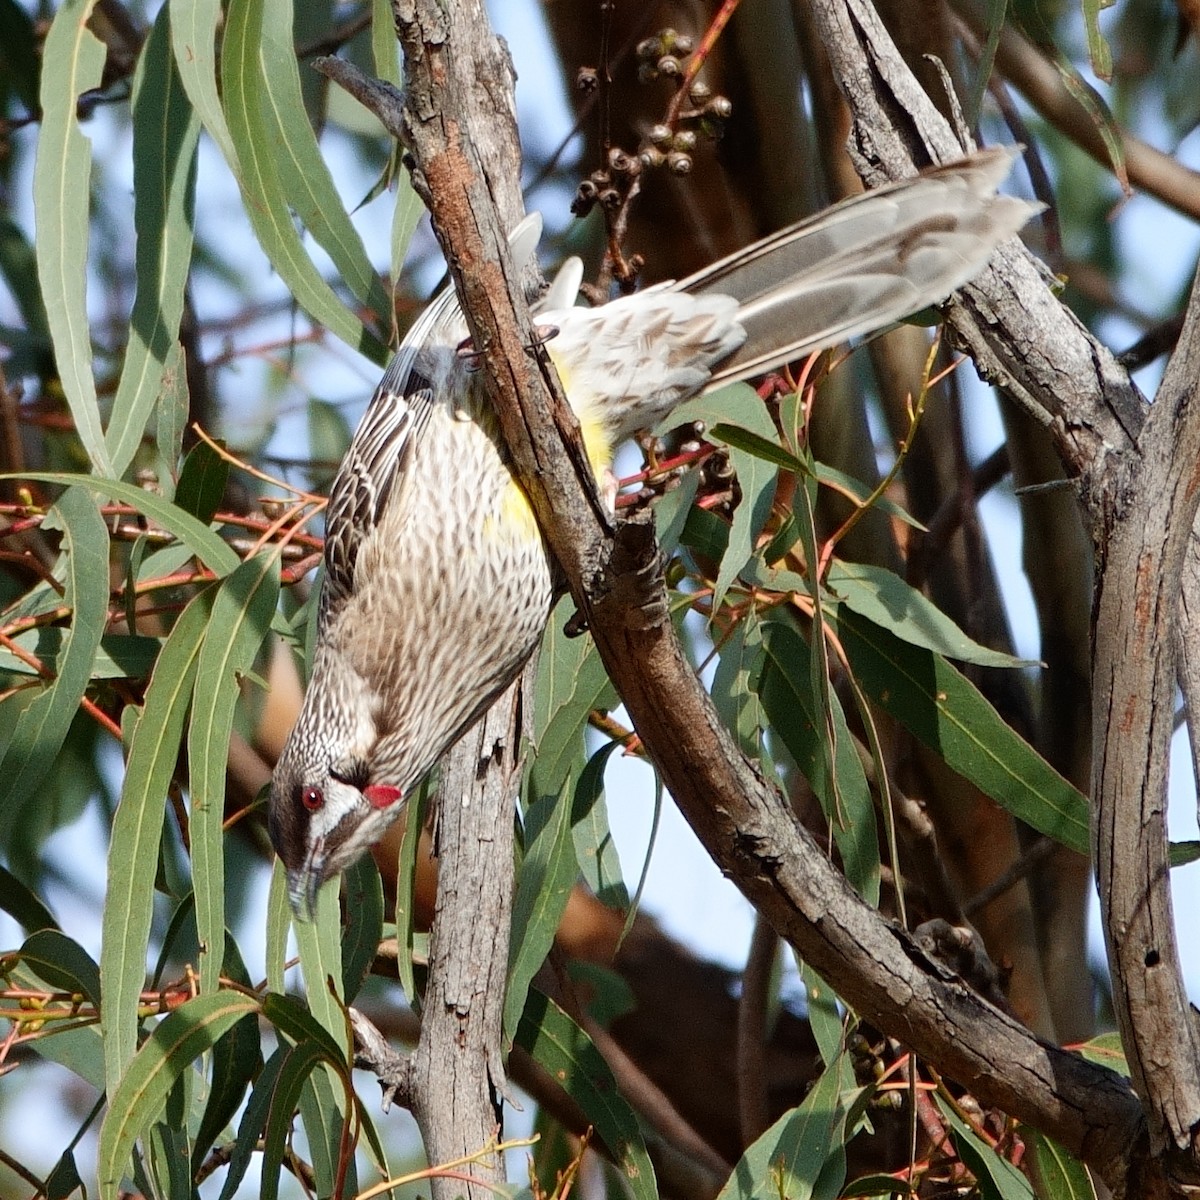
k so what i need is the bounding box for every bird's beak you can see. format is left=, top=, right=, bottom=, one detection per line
left=286, top=863, right=324, bottom=922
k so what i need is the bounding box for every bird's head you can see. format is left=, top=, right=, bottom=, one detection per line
left=268, top=725, right=404, bottom=919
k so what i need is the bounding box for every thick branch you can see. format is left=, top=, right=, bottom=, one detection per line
left=1091, top=259, right=1200, bottom=1169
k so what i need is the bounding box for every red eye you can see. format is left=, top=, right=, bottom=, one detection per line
left=299, top=786, right=324, bottom=811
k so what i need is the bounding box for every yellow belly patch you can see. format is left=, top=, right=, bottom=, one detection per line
left=484, top=373, right=613, bottom=544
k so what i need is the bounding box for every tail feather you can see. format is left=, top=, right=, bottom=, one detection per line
left=681, top=147, right=1041, bottom=389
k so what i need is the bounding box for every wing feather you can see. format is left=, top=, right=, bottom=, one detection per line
left=321, top=287, right=459, bottom=611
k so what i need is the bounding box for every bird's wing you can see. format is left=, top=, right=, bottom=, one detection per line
left=321, top=287, right=458, bottom=611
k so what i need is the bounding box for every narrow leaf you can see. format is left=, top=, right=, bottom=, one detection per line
left=257, top=0, right=392, bottom=322
left=571, top=742, right=630, bottom=911
left=217, top=1046, right=286, bottom=1200
left=9, top=472, right=239, bottom=574
left=0, top=488, right=107, bottom=838
left=33, top=0, right=112, bottom=476
left=101, top=590, right=212, bottom=1096
left=169, top=0, right=236, bottom=162
left=105, top=3, right=201, bottom=476
left=716, top=1051, right=859, bottom=1200
left=515, top=990, right=657, bottom=1200
left=758, top=618, right=880, bottom=903
left=17, top=929, right=102, bottom=1008
left=97, top=992, right=261, bottom=1200
left=1025, top=1128, right=1097, bottom=1200
left=393, top=779, right=429, bottom=1008
left=826, top=561, right=1029, bottom=668
left=188, top=553, right=280, bottom=993
left=173, top=437, right=230, bottom=524
left=0, top=865, right=59, bottom=934
left=531, top=600, right=617, bottom=800
left=832, top=603, right=1090, bottom=854
left=340, top=854, right=384, bottom=1003
left=506, top=783, right=579, bottom=1043
left=936, top=1095, right=1034, bottom=1200
left=221, top=0, right=384, bottom=360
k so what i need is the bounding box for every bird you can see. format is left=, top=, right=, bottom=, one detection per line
left=268, top=146, right=1040, bottom=918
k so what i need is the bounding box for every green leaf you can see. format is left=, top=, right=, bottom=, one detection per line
left=17, top=928, right=102, bottom=1008
left=799, top=961, right=843, bottom=1067
left=393, top=779, right=429, bottom=1009
left=155, top=342, right=191, bottom=483
left=832, top=603, right=1090, bottom=854
left=758, top=618, right=880, bottom=903
left=104, top=3, right=201, bottom=477
left=515, top=990, right=657, bottom=1200
left=664, top=386, right=779, bottom=613
left=1024, top=1128, right=1097, bottom=1200
left=936, top=1095, right=1034, bottom=1200
left=0, top=629, right=161, bottom=680
left=174, top=438, right=230, bottom=524
left=169, top=0, right=236, bottom=163
left=571, top=742, right=630, bottom=911
left=217, top=1045, right=286, bottom=1200
left=191, top=939, right=262, bottom=1173
left=293, top=877, right=351, bottom=1056
left=0, top=865, right=59, bottom=934
left=531, top=599, right=617, bottom=800
left=826, top=562, right=1029, bottom=668
left=0, top=488, right=107, bottom=840
left=261, top=1041, right=337, bottom=1200
left=263, top=990, right=349, bottom=1066
left=1074, top=1032, right=1128, bottom=1076
left=191, top=1010, right=261, bottom=1174
left=711, top=612, right=772, bottom=763
left=716, top=1051, right=860, bottom=1200
left=96, top=991, right=261, bottom=1200
left=32, top=0, right=112, bottom=476
left=653, top=466, right=700, bottom=556
left=1169, top=840, right=1200, bottom=868
left=506, top=783, right=579, bottom=1044
left=220, top=0, right=385, bottom=361
left=839, top=1173, right=914, bottom=1196
left=658, top=380, right=776, bottom=442
left=101, top=589, right=212, bottom=1096
left=188, top=552, right=280, bottom=993
left=340, top=854, right=385, bottom=1003
left=257, top=0, right=393, bottom=324
left=371, top=0, right=403, bottom=86
left=9, top=472, right=239, bottom=574
left=1082, top=0, right=1112, bottom=81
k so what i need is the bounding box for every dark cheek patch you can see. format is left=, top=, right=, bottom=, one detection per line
left=364, top=784, right=403, bottom=809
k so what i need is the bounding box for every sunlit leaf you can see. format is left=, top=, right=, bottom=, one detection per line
left=716, top=1051, right=861, bottom=1200
left=101, top=589, right=212, bottom=1095
left=188, top=552, right=280, bottom=993
left=515, top=990, right=657, bottom=1200
left=506, top=782, right=579, bottom=1044
left=826, top=561, right=1030, bottom=668
left=33, top=0, right=111, bottom=476
left=97, top=991, right=261, bottom=1200
left=832, top=603, right=1090, bottom=854
left=104, top=4, right=201, bottom=477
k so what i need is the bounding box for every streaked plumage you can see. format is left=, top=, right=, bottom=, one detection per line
left=269, top=148, right=1040, bottom=916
